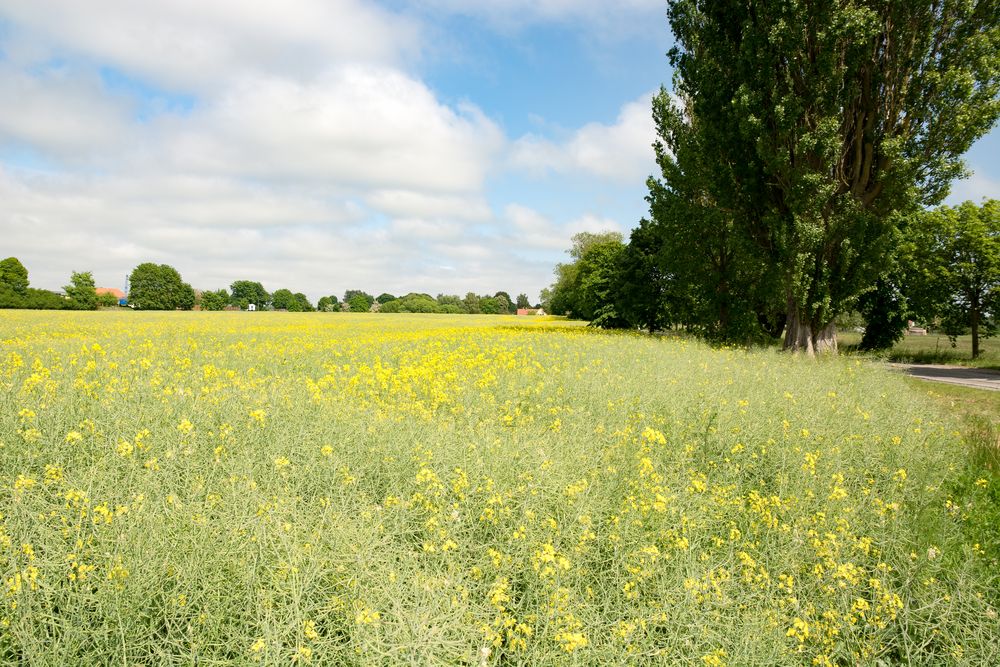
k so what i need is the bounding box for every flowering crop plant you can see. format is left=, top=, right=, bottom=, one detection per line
left=0, top=311, right=997, bottom=664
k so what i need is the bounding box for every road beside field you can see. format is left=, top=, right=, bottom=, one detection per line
left=890, top=363, right=1000, bottom=391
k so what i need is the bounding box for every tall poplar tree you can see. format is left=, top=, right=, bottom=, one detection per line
left=659, top=0, right=999, bottom=353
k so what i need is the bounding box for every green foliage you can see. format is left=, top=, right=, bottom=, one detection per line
left=376, top=293, right=397, bottom=304
left=613, top=219, right=672, bottom=332
left=291, top=293, right=314, bottom=312
left=317, top=296, right=339, bottom=312
left=271, top=288, right=296, bottom=310
left=347, top=293, right=373, bottom=313
left=492, top=292, right=513, bottom=314
left=436, top=294, right=463, bottom=310
left=543, top=232, right=625, bottom=321
left=230, top=281, right=269, bottom=310
left=0, top=257, right=29, bottom=295
left=903, top=200, right=999, bottom=358
left=574, top=238, right=626, bottom=324
left=659, top=0, right=1000, bottom=352
left=64, top=271, right=98, bottom=310
left=97, top=293, right=120, bottom=308
left=516, top=293, right=531, bottom=309
left=128, top=263, right=192, bottom=311
left=857, top=277, right=909, bottom=351
left=645, top=86, right=788, bottom=344
left=462, top=292, right=481, bottom=314
left=0, top=286, right=73, bottom=310
left=379, top=293, right=441, bottom=313
left=344, top=291, right=374, bottom=312
left=479, top=297, right=501, bottom=315
left=200, top=289, right=230, bottom=311
left=178, top=283, right=196, bottom=311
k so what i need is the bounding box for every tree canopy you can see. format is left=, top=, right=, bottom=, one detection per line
left=200, top=289, right=230, bottom=311
left=904, top=199, right=999, bottom=357
left=230, top=280, right=269, bottom=310
left=128, top=263, right=194, bottom=311
left=542, top=232, right=625, bottom=322
left=64, top=271, right=98, bottom=310
left=652, top=0, right=1000, bottom=352
left=0, top=257, right=29, bottom=295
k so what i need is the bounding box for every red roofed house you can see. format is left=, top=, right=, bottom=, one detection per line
left=96, top=287, right=127, bottom=306
left=96, top=288, right=125, bottom=300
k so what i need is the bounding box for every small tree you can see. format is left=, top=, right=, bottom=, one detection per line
left=573, top=236, right=627, bottom=326
left=230, top=281, right=269, bottom=310
left=480, top=296, right=501, bottom=314
left=179, top=283, right=195, bottom=311
left=344, top=290, right=374, bottom=311
left=493, top=292, right=513, bottom=314
left=291, top=293, right=314, bottom=312
left=437, top=294, right=463, bottom=309
left=200, top=289, right=230, bottom=311
left=97, top=292, right=120, bottom=308
left=64, top=271, right=98, bottom=310
left=516, top=293, right=531, bottom=309
left=271, top=288, right=295, bottom=310
left=129, top=263, right=190, bottom=310
left=462, top=292, right=481, bottom=314
left=0, top=257, right=29, bottom=295
left=905, top=200, right=999, bottom=358
left=317, top=295, right=339, bottom=312
left=348, top=293, right=372, bottom=313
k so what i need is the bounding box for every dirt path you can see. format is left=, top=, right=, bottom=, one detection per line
left=889, top=363, right=1000, bottom=392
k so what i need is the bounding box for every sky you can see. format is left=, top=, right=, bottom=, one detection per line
left=0, top=1, right=997, bottom=305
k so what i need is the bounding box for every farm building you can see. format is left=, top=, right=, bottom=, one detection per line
left=96, top=287, right=125, bottom=300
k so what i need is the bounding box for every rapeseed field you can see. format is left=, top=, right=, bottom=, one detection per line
left=1, top=312, right=996, bottom=665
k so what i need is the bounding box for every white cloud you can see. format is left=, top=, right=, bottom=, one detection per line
left=1, top=0, right=421, bottom=90
left=154, top=67, right=503, bottom=192
left=0, top=1, right=661, bottom=304
left=510, top=92, right=657, bottom=183
left=367, top=190, right=492, bottom=221
left=503, top=204, right=623, bottom=252
left=946, top=170, right=1000, bottom=206
left=0, top=63, right=135, bottom=160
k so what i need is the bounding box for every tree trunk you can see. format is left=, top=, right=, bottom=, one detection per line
left=971, top=297, right=980, bottom=359
left=783, top=299, right=838, bottom=355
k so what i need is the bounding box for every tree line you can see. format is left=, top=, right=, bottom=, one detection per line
left=544, top=200, right=998, bottom=355
left=0, top=257, right=104, bottom=310
left=0, top=257, right=539, bottom=316
left=543, top=1, right=999, bottom=357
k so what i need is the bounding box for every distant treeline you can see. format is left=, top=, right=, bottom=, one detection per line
left=0, top=257, right=104, bottom=310
left=0, top=258, right=540, bottom=315
left=209, top=282, right=537, bottom=315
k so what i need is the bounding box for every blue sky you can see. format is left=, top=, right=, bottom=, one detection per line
left=0, top=1, right=996, bottom=303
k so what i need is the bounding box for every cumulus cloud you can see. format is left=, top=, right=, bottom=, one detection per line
left=154, top=67, right=503, bottom=192
left=367, top=190, right=492, bottom=222
left=0, top=1, right=659, bottom=303
left=504, top=204, right=624, bottom=252
left=510, top=92, right=658, bottom=183
left=1, top=0, right=420, bottom=90
left=0, top=63, right=136, bottom=160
